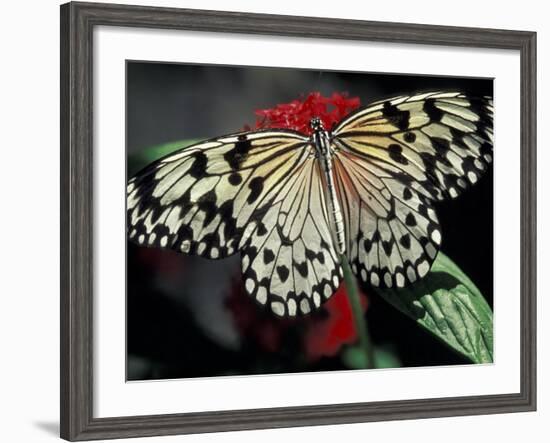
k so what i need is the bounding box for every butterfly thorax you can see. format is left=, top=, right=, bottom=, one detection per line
left=310, top=117, right=346, bottom=256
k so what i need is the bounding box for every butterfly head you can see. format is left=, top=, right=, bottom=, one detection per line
left=310, top=117, right=325, bottom=132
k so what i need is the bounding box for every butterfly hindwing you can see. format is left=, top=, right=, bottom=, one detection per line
left=334, top=152, right=441, bottom=288
left=240, top=158, right=343, bottom=316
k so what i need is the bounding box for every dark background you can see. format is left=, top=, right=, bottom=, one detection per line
left=126, top=61, right=493, bottom=381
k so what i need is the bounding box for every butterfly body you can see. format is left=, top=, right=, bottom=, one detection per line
left=310, top=117, right=346, bottom=255
left=128, top=91, right=493, bottom=317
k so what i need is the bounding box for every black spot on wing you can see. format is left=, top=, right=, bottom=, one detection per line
left=388, top=144, right=408, bottom=165
left=423, top=98, right=443, bottom=122
left=405, top=212, right=417, bottom=227
left=382, top=101, right=410, bottom=130
left=316, top=250, right=326, bottom=265
left=224, top=137, right=251, bottom=170
left=219, top=200, right=237, bottom=239
left=399, top=234, right=411, bottom=249
left=228, top=172, right=242, bottom=185
left=305, top=248, right=325, bottom=264
left=276, top=265, right=290, bottom=282
left=431, top=137, right=450, bottom=155
left=256, top=222, right=268, bottom=236
left=263, top=248, right=275, bottom=264
left=246, top=245, right=258, bottom=260
left=197, top=190, right=217, bottom=225
left=305, top=249, right=316, bottom=261
left=247, top=177, right=264, bottom=204
left=382, top=240, right=393, bottom=256
left=295, top=261, right=308, bottom=277
left=404, top=132, right=416, bottom=143
left=189, top=152, right=208, bottom=178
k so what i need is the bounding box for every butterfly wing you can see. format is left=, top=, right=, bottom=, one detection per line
left=333, top=91, right=493, bottom=200
left=241, top=157, right=343, bottom=316
left=333, top=151, right=441, bottom=288
left=127, top=130, right=307, bottom=257
left=127, top=130, right=342, bottom=316
left=332, top=91, right=493, bottom=287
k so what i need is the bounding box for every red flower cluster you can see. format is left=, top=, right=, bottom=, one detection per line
left=255, top=92, right=361, bottom=135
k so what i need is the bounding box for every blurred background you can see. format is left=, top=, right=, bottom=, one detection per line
left=126, top=61, right=493, bottom=381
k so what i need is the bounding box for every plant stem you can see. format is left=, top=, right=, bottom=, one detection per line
left=341, top=256, right=375, bottom=369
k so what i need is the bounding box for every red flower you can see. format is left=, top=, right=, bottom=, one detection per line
left=255, top=92, right=361, bottom=135
left=303, top=285, right=368, bottom=360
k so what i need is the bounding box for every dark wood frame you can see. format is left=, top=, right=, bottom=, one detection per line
left=60, top=1, right=537, bottom=440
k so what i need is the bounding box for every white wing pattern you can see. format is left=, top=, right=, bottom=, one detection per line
left=332, top=91, right=493, bottom=288
left=128, top=91, right=493, bottom=316
left=127, top=130, right=342, bottom=316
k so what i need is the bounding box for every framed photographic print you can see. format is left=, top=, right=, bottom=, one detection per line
left=60, top=1, right=537, bottom=441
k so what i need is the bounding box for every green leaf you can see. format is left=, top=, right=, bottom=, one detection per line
left=128, top=139, right=202, bottom=176
left=374, top=252, right=493, bottom=364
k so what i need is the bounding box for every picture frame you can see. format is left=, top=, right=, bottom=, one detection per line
left=60, top=1, right=537, bottom=441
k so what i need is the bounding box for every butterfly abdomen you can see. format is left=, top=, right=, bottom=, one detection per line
left=312, top=126, right=346, bottom=255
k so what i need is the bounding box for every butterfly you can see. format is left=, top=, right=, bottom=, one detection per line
left=127, top=91, right=493, bottom=317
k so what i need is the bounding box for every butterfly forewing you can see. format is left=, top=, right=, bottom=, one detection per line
left=333, top=91, right=493, bottom=200
left=127, top=130, right=309, bottom=256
